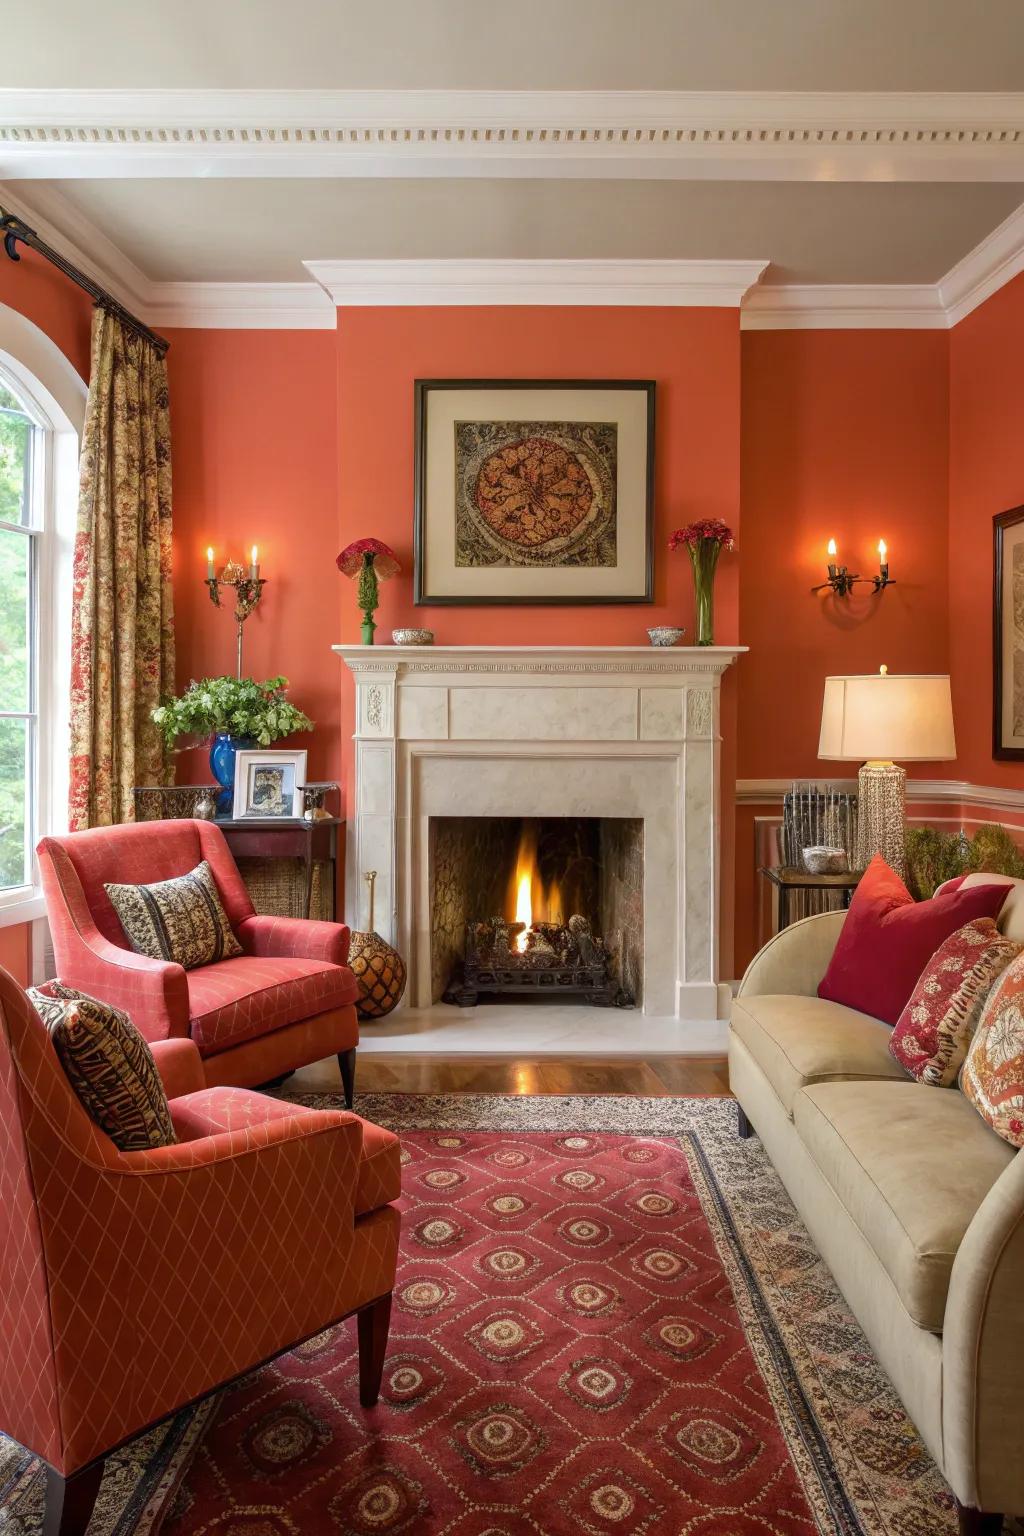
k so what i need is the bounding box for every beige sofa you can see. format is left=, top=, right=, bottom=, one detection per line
left=729, top=876, right=1024, bottom=1536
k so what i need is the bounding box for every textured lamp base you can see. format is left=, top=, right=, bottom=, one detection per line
left=855, top=762, right=907, bottom=878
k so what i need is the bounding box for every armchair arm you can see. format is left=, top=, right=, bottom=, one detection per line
left=38, top=837, right=190, bottom=1040
left=942, top=1149, right=1024, bottom=1515
left=238, top=913, right=351, bottom=966
left=150, top=1038, right=206, bottom=1100
left=737, top=909, right=846, bottom=999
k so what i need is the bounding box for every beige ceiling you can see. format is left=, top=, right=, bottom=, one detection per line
left=6, top=0, right=1024, bottom=91
left=45, top=178, right=1024, bottom=286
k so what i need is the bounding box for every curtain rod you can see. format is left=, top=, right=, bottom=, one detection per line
left=1, top=206, right=170, bottom=356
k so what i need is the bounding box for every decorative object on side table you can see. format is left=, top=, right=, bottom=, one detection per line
left=205, top=546, right=266, bottom=679
left=668, top=518, right=735, bottom=646
left=646, top=626, right=685, bottom=647
left=232, top=748, right=308, bottom=820
left=348, top=870, right=407, bottom=1020
left=818, top=667, right=956, bottom=880
left=413, top=379, right=655, bottom=605
left=337, top=538, right=401, bottom=644
left=391, top=628, right=434, bottom=645
left=783, top=781, right=859, bottom=872
left=801, top=845, right=848, bottom=875
left=152, top=675, right=312, bottom=815
left=993, top=504, right=1024, bottom=758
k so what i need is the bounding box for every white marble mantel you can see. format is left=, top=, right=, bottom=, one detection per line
left=334, top=644, right=745, bottom=1023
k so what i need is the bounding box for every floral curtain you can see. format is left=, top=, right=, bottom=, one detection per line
left=68, top=306, right=175, bottom=829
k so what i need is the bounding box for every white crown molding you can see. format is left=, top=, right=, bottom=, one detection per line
left=304, top=257, right=769, bottom=308
left=0, top=180, right=151, bottom=314
left=741, top=284, right=947, bottom=330
left=145, top=282, right=335, bottom=330
left=939, top=202, right=1024, bottom=326
left=3, top=89, right=1024, bottom=182
left=736, top=777, right=1024, bottom=813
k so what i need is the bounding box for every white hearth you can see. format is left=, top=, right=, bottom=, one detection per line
left=334, top=644, right=744, bottom=1038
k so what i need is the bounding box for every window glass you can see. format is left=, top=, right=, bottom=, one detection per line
left=0, top=378, right=35, bottom=528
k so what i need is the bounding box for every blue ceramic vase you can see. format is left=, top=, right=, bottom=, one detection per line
left=209, top=732, right=256, bottom=816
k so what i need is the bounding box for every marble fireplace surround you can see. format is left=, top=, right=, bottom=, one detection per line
left=334, top=645, right=745, bottom=1023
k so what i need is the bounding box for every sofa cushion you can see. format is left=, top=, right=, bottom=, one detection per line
left=889, top=918, right=1021, bottom=1086
left=731, top=993, right=905, bottom=1116
left=187, top=955, right=359, bottom=1057
left=794, top=1081, right=1015, bottom=1332
left=961, top=950, right=1024, bottom=1148
left=818, top=856, right=1011, bottom=1025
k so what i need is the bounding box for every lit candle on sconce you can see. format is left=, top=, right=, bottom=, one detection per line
left=827, top=538, right=838, bottom=579
left=250, top=545, right=260, bottom=581
left=878, top=539, right=888, bottom=580
left=206, top=546, right=215, bottom=580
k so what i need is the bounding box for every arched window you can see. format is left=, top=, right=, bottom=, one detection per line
left=0, top=316, right=82, bottom=916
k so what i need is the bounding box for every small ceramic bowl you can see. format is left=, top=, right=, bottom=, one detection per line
left=392, top=628, right=434, bottom=646
left=647, top=626, right=685, bottom=647
left=802, top=846, right=848, bottom=875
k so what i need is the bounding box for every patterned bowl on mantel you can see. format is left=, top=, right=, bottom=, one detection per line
left=392, top=628, right=434, bottom=645
left=647, top=626, right=686, bottom=647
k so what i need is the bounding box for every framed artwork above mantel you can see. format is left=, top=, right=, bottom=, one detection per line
left=993, top=504, right=1024, bottom=759
left=413, top=378, right=655, bottom=606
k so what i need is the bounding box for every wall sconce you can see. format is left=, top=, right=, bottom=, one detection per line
left=206, top=545, right=266, bottom=678
left=812, top=538, right=894, bottom=598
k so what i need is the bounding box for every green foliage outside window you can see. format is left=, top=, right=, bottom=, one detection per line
left=0, top=380, right=34, bottom=890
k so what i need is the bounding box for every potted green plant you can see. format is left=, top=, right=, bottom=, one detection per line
left=153, top=675, right=313, bottom=814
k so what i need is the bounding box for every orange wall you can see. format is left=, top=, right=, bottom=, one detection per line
left=734, top=328, right=952, bottom=971
left=164, top=327, right=341, bottom=783
left=0, top=924, right=31, bottom=987
left=949, top=270, right=1024, bottom=787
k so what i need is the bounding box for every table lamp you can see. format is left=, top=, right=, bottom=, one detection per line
left=817, top=668, right=956, bottom=879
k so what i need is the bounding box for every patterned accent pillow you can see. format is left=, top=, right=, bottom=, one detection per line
left=27, top=982, right=176, bottom=1150
left=105, top=859, right=243, bottom=970
left=961, top=953, right=1024, bottom=1147
left=889, top=919, right=1021, bottom=1086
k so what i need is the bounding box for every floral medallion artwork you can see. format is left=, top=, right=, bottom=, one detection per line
left=143, top=1097, right=1000, bottom=1536
left=414, top=380, right=654, bottom=605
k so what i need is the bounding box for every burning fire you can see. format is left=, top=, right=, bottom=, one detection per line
left=509, top=824, right=563, bottom=952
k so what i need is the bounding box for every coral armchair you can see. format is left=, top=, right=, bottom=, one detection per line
left=0, top=963, right=400, bottom=1536
left=37, top=820, right=361, bottom=1104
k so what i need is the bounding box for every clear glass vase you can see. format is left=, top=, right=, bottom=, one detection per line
left=688, top=541, right=722, bottom=646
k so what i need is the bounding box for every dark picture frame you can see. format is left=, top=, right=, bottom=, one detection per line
left=993, top=504, right=1024, bottom=759
left=413, top=378, right=656, bottom=606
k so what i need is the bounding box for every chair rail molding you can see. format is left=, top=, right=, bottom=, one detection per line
left=736, top=777, right=1024, bottom=814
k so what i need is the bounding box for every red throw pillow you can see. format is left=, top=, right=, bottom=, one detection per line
left=818, top=856, right=1012, bottom=1025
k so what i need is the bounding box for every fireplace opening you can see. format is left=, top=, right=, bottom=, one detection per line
left=429, top=817, right=642, bottom=1007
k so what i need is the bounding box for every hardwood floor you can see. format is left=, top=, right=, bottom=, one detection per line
left=291, top=1054, right=732, bottom=1097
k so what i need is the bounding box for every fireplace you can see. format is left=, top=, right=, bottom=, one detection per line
left=429, top=816, right=642, bottom=1006
left=334, top=643, right=744, bottom=1024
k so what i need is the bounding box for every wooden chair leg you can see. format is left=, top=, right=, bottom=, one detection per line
left=956, top=1501, right=1004, bottom=1535
left=737, top=1106, right=755, bottom=1140
left=42, top=1460, right=104, bottom=1536
left=357, top=1292, right=392, bottom=1408
left=338, top=1048, right=356, bottom=1109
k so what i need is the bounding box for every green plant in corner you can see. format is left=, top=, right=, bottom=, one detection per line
left=905, top=822, right=1024, bottom=900
left=152, top=675, right=313, bottom=749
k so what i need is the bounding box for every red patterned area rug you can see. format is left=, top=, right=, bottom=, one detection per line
left=159, top=1093, right=973, bottom=1536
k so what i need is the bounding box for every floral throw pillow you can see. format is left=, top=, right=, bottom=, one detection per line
left=961, top=953, right=1024, bottom=1147
left=889, top=919, right=1021, bottom=1086
left=28, top=981, right=176, bottom=1151
left=105, top=859, right=243, bottom=970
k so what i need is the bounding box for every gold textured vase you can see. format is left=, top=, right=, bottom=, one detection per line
left=348, top=870, right=407, bottom=1020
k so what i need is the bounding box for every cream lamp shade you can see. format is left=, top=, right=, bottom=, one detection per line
left=818, top=672, right=956, bottom=763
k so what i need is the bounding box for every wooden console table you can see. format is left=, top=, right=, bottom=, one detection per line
left=759, top=866, right=862, bottom=931
left=216, top=817, right=341, bottom=921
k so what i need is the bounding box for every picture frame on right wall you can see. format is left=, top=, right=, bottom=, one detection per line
left=993, top=504, right=1024, bottom=759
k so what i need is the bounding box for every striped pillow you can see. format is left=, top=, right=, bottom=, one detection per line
left=105, top=859, right=243, bottom=970
left=28, top=982, right=176, bottom=1150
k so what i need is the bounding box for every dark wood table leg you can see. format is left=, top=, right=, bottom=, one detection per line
left=778, top=885, right=790, bottom=930
left=956, top=1502, right=1004, bottom=1535
left=357, top=1292, right=393, bottom=1407
left=338, top=1047, right=356, bottom=1109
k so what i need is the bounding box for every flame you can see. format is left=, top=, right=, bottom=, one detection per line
left=509, top=823, right=565, bottom=951
left=514, top=870, right=532, bottom=952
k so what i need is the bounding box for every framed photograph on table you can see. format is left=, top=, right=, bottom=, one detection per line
left=232, top=749, right=307, bottom=819
left=993, top=504, right=1024, bottom=759
left=414, top=379, right=655, bottom=605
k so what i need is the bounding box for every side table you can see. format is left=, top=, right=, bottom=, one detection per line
left=217, top=817, right=342, bottom=921
left=759, top=866, right=862, bottom=931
